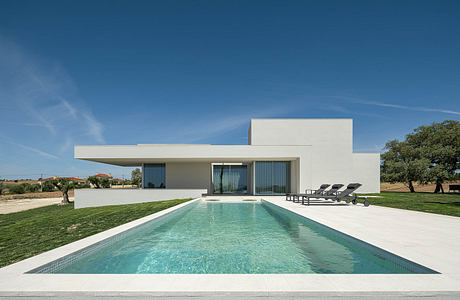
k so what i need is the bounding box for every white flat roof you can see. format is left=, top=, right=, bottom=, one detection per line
left=74, top=144, right=311, bottom=166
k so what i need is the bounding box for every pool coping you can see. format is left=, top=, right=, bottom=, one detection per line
left=0, top=197, right=460, bottom=296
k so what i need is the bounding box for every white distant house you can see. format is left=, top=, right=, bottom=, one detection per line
left=74, top=119, right=380, bottom=208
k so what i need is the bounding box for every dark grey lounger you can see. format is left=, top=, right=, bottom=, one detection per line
left=301, top=183, right=369, bottom=206
left=286, top=184, right=330, bottom=202
left=301, top=183, right=344, bottom=203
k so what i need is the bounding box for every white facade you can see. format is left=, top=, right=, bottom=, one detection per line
left=248, top=119, right=379, bottom=193
left=74, top=119, right=379, bottom=207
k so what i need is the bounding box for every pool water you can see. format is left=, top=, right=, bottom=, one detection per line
left=43, top=201, right=435, bottom=274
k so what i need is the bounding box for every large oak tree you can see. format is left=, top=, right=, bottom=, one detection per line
left=381, top=120, right=459, bottom=193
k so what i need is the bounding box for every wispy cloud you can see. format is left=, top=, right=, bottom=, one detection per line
left=82, top=112, right=105, bottom=144
left=4, top=122, right=53, bottom=128
left=58, top=137, right=74, bottom=155
left=324, top=104, right=352, bottom=114
left=21, top=105, right=57, bottom=134
left=0, top=35, right=106, bottom=159
left=5, top=140, right=59, bottom=159
left=329, top=96, right=460, bottom=116
left=60, top=99, right=77, bottom=119
left=158, top=105, right=296, bottom=143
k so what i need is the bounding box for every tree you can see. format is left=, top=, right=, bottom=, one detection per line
left=0, top=182, right=3, bottom=195
left=381, top=120, right=460, bottom=193
left=100, top=177, right=112, bottom=188
left=88, top=176, right=112, bottom=188
left=41, top=181, right=55, bottom=192
left=405, top=120, right=460, bottom=193
left=131, top=168, right=142, bottom=188
left=381, top=139, right=430, bottom=192
left=50, top=178, right=75, bottom=204
left=88, top=176, right=102, bottom=188
left=219, top=166, right=224, bottom=194
left=76, top=181, right=90, bottom=189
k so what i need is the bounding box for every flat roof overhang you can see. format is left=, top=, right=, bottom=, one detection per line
left=74, top=144, right=311, bottom=167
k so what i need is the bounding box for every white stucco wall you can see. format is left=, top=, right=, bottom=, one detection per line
left=290, top=159, right=299, bottom=193
left=74, top=189, right=207, bottom=209
left=250, top=119, right=357, bottom=192
left=166, top=162, right=211, bottom=191
left=249, top=119, right=378, bottom=194
left=249, top=119, right=353, bottom=151
left=352, top=153, right=381, bottom=193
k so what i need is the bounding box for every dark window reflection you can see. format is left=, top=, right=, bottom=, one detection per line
left=143, top=164, right=166, bottom=189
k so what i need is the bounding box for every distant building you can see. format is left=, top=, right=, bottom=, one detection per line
left=88, top=173, right=124, bottom=188
left=93, top=173, right=112, bottom=179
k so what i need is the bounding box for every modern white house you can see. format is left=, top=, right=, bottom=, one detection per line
left=74, top=119, right=380, bottom=208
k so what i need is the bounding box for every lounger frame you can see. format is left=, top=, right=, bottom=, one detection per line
left=301, top=183, right=369, bottom=206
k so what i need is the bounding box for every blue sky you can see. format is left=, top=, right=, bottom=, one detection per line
left=0, top=0, right=459, bottom=180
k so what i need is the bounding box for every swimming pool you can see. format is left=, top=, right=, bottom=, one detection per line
left=30, top=200, right=436, bottom=274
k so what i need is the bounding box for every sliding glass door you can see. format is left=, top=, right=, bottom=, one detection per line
left=255, top=161, right=291, bottom=195
left=143, top=163, right=166, bottom=188
left=213, top=164, right=248, bottom=194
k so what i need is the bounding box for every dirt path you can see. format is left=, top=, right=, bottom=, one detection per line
left=0, top=190, right=74, bottom=201
left=381, top=181, right=459, bottom=192
left=0, top=197, right=74, bottom=214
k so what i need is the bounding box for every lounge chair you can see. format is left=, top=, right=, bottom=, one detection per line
left=302, top=183, right=369, bottom=206
left=286, top=184, right=330, bottom=202
left=300, top=183, right=344, bottom=204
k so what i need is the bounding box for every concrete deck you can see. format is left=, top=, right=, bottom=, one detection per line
left=0, top=197, right=459, bottom=296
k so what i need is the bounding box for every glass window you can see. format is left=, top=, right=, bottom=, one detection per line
left=255, top=161, right=272, bottom=195
left=255, top=161, right=291, bottom=195
left=213, top=165, right=247, bottom=194
left=143, top=164, right=165, bottom=188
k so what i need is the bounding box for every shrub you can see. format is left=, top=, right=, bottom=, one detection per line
left=41, top=181, right=55, bottom=192
left=7, top=184, right=25, bottom=194
left=21, top=183, right=31, bottom=193
left=100, top=178, right=112, bottom=188
left=31, top=183, right=41, bottom=192
left=74, top=182, right=90, bottom=189
left=20, top=183, right=40, bottom=193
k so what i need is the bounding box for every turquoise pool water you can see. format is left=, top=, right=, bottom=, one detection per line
left=37, top=201, right=435, bottom=274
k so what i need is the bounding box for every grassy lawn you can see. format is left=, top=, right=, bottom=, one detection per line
left=361, top=192, right=460, bottom=217
left=0, top=199, right=191, bottom=268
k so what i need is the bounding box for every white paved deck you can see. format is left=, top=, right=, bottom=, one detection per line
left=0, top=197, right=459, bottom=296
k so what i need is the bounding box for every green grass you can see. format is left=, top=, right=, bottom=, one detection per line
left=0, top=199, right=191, bottom=268
left=360, top=192, right=460, bottom=217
